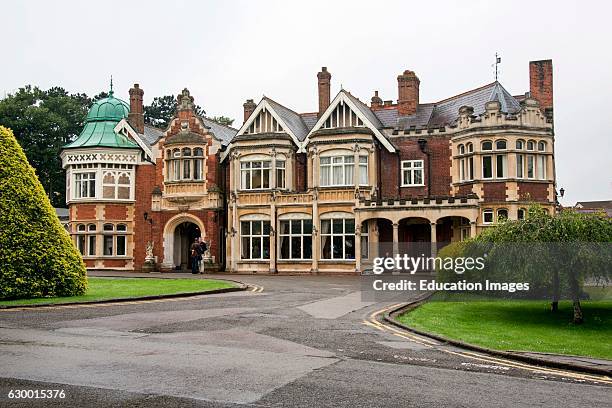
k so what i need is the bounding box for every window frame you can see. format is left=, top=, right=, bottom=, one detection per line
left=279, top=218, right=313, bottom=260
left=401, top=160, right=425, bottom=187
left=320, top=218, right=356, bottom=260
left=240, top=220, right=270, bottom=260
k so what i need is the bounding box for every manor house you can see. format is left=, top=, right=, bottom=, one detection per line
left=62, top=60, right=556, bottom=273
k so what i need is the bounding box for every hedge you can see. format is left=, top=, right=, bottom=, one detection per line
left=0, top=126, right=87, bottom=299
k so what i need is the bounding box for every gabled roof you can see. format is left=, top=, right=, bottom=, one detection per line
left=304, top=90, right=395, bottom=153
left=200, top=116, right=237, bottom=146
left=232, top=97, right=308, bottom=146
left=575, top=201, right=612, bottom=209
left=264, top=97, right=309, bottom=141
left=141, top=125, right=164, bottom=147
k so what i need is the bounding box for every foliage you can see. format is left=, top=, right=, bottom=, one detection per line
left=0, top=86, right=91, bottom=206
left=436, top=205, right=612, bottom=323
left=144, top=95, right=206, bottom=128
left=209, top=116, right=234, bottom=127
left=0, top=126, right=87, bottom=300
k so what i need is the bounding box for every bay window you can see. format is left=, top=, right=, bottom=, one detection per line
left=482, top=156, right=493, bottom=179
left=279, top=218, right=312, bottom=260
left=166, top=147, right=204, bottom=182
left=102, top=223, right=128, bottom=256
left=241, top=160, right=271, bottom=189
left=321, top=218, right=355, bottom=260
left=320, top=155, right=354, bottom=186
left=496, top=155, right=507, bottom=179
left=401, top=160, right=424, bottom=186
left=537, top=155, right=546, bottom=179
left=74, top=172, right=96, bottom=199
left=276, top=160, right=286, bottom=189
left=240, top=220, right=270, bottom=259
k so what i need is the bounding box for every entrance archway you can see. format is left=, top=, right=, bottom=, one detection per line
left=173, top=222, right=201, bottom=271
left=162, top=214, right=205, bottom=271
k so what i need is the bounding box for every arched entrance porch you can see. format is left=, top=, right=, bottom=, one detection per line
left=162, top=214, right=205, bottom=271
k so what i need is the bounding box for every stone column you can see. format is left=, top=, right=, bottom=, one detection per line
left=286, top=151, right=294, bottom=191
left=355, top=222, right=361, bottom=273
left=392, top=222, right=399, bottom=256
left=353, top=144, right=360, bottom=188
left=430, top=222, right=437, bottom=258
left=311, top=188, right=319, bottom=274
left=470, top=221, right=477, bottom=238
left=270, top=148, right=277, bottom=189
left=269, top=194, right=277, bottom=273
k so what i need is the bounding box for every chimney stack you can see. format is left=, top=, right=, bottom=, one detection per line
left=397, top=70, right=420, bottom=116
left=529, top=60, right=553, bottom=116
left=317, top=67, right=331, bottom=116
left=243, top=99, right=256, bottom=123
left=128, top=84, right=144, bottom=133
left=370, top=91, right=383, bottom=110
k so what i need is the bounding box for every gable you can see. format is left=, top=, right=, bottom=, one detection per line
left=114, top=119, right=154, bottom=161
left=244, top=107, right=285, bottom=134
left=235, top=99, right=303, bottom=147
left=304, top=91, right=395, bottom=153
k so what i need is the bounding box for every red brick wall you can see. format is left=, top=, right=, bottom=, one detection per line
left=529, top=60, right=553, bottom=111
left=457, top=184, right=474, bottom=195
left=74, top=204, right=96, bottom=220
left=133, top=164, right=156, bottom=269
left=518, top=182, right=550, bottom=202
left=103, top=259, right=128, bottom=268
left=295, top=153, right=307, bottom=192
left=104, top=204, right=128, bottom=220
left=482, top=182, right=507, bottom=202
left=381, top=135, right=452, bottom=199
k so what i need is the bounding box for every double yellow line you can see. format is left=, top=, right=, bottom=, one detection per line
left=248, top=284, right=264, bottom=293
left=365, top=303, right=612, bottom=385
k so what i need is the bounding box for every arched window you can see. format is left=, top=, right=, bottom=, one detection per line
left=517, top=208, right=526, bottom=220
left=527, top=140, right=535, bottom=151
left=495, top=140, right=507, bottom=150
left=458, top=144, right=465, bottom=155
left=516, top=140, right=524, bottom=150
left=102, top=171, right=132, bottom=200
left=481, top=141, right=493, bottom=151
left=467, top=143, right=474, bottom=153
left=538, top=141, right=546, bottom=152
left=483, top=209, right=493, bottom=224
left=497, top=209, right=508, bottom=221
left=103, top=223, right=114, bottom=231
left=77, top=224, right=86, bottom=232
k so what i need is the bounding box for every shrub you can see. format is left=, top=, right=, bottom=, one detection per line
left=0, top=126, right=87, bottom=299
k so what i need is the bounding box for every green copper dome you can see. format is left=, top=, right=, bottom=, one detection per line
left=86, top=93, right=130, bottom=122
left=63, top=89, right=139, bottom=150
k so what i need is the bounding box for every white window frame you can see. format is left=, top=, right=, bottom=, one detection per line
left=516, top=154, right=524, bottom=179
left=279, top=218, right=313, bottom=260
left=527, top=155, right=535, bottom=179
left=483, top=209, right=494, bottom=224
left=240, top=160, right=272, bottom=190
left=537, top=155, right=546, bottom=180
left=482, top=155, right=493, bottom=179
left=276, top=160, right=286, bottom=189
left=240, top=220, right=270, bottom=260
left=401, top=160, right=424, bottom=187
left=495, top=154, right=508, bottom=179
left=320, top=218, right=356, bottom=260
left=74, top=171, right=97, bottom=199
left=320, top=155, right=358, bottom=187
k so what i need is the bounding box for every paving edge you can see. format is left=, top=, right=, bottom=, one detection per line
left=383, top=295, right=612, bottom=377
left=0, top=281, right=248, bottom=310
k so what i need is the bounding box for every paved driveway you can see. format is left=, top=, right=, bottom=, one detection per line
left=0, top=275, right=610, bottom=407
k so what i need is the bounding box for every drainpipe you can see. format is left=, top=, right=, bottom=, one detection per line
left=418, top=138, right=431, bottom=197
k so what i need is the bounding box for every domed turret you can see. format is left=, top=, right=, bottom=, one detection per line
left=63, top=86, right=138, bottom=150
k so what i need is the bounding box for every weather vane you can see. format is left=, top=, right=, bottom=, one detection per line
left=109, top=75, right=114, bottom=95
left=493, top=53, right=501, bottom=81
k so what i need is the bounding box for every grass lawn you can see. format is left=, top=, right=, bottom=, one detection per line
left=0, top=277, right=237, bottom=307
left=397, top=288, right=612, bottom=360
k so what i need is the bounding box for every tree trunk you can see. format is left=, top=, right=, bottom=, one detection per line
left=568, top=272, right=583, bottom=324
left=551, top=271, right=560, bottom=312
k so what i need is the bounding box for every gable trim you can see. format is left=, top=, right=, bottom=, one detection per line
left=235, top=99, right=302, bottom=147
left=114, top=119, right=154, bottom=160
left=303, top=92, right=395, bottom=153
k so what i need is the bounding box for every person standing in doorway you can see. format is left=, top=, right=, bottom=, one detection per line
left=190, top=237, right=202, bottom=274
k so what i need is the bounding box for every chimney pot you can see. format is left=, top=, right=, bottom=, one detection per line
left=128, top=83, right=144, bottom=133
left=397, top=69, right=420, bottom=116
left=317, top=67, right=331, bottom=116
left=243, top=99, right=257, bottom=123
left=529, top=59, right=553, bottom=117
left=371, top=90, right=383, bottom=109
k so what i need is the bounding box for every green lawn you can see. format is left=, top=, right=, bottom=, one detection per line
left=0, top=277, right=237, bottom=306
left=397, top=289, right=612, bottom=360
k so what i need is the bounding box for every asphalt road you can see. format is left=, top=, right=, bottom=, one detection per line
left=0, top=275, right=610, bottom=407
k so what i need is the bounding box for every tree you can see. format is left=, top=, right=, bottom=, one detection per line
left=451, top=205, right=612, bottom=324
left=209, top=116, right=234, bottom=127
left=144, top=95, right=206, bottom=129
left=0, top=126, right=87, bottom=300
left=0, top=86, right=90, bottom=207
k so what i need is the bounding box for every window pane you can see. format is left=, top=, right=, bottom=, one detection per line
left=483, top=211, right=493, bottom=223
left=482, top=156, right=492, bottom=178
left=320, top=166, right=330, bottom=186
left=251, top=237, right=261, bottom=259
left=279, top=220, right=290, bottom=235
left=116, top=236, right=126, bottom=256
left=482, top=141, right=492, bottom=151
left=252, top=220, right=262, bottom=235
left=403, top=169, right=411, bottom=185
left=241, top=237, right=250, bottom=259
left=468, top=158, right=474, bottom=180
left=359, top=164, right=368, bottom=185
left=291, top=220, right=302, bottom=234
left=194, top=159, right=202, bottom=180
left=118, top=186, right=130, bottom=199
left=345, top=235, right=355, bottom=259
left=103, top=185, right=115, bottom=199
left=345, top=164, right=354, bottom=185
left=262, top=237, right=270, bottom=259
left=303, top=219, right=313, bottom=234
left=183, top=160, right=191, bottom=179
left=291, top=237, right=301, bottom=258
left=280, top=235, right=289, bottom=259
left=321, top=235, right=331, bottom=259
left=241, top=221, right=250, bottom=235
left=103, top=235, right=113, bottom=255
left=332, top=219, right=343, bottom=233
left=303, top=236, right=312, bottom=259
left=332, top=236, right=343, bottom=259
left=321, top=220, right=331, bottom=235
left=332, top=165, right=343, bottom=185
left=252, top=168, right=262, bottom=188
left=88, top=236, right=96, bottom=255
left=345, top=219, right=355, bottom=234
left=527, top=156, right=534, bottom=178
left=263, top=221, right=270, bottom=235
left=496, top=140, right=506, bottom=150
left=496, top=155, right=507, bottom=178
left=413, top=168, right=423, bottom=185
left=516, top=154, right=524, bottom=178
left=262, top=169, right=270, bottom=188
left=77, top=235, right=85, bottom=255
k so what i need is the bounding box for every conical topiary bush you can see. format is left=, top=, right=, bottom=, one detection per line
left=0, top=126, right=87, bottom=300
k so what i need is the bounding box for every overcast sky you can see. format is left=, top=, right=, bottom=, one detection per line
left=2, top=0, right=610, bottom=205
